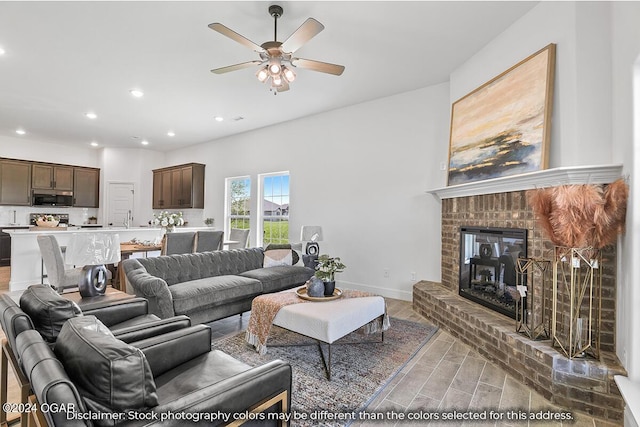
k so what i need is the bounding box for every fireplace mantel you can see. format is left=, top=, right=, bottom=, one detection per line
left=427, top=164, right=623, bottom=200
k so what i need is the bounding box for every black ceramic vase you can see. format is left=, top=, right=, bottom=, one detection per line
left=324, top=280, right=336, bottom=296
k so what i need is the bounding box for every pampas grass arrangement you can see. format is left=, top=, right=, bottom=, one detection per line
left=527, top=179, right=628, bottom=248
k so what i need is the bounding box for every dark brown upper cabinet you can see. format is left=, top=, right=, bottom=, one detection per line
left=153, top=163, right=204, bottom=209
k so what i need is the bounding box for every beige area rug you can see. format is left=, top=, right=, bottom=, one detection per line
left=211, top=318, right=438, bottom=427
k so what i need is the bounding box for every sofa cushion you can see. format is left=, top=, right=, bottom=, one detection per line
left=170, top=275, right=262, bottom=315
left=137, top=248, right=264, bottom=285
left=19, top=284, right=81, bottom=342
left=55, top=316, right=158, bottom=413
left=264, top=248, right=293, bottom=267
left=240, top=266, right=314, bottom=293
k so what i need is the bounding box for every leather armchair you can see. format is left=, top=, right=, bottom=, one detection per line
left=18, top=316, right=292, bottom=427
left=0, top=287, right=190, bottom=427
left=19, top=285, right=191, bottom=344
left=0, top=294, right=33, bottom=427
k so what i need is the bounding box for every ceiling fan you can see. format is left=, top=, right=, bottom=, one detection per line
left=209, top=5, right=345, bottom=93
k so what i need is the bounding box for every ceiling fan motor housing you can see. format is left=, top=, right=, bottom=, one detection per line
left=269, top=5, right=284, bottom=19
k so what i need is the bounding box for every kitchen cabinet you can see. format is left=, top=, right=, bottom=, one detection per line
left=152, top=163, right=204, bottom=209
left=0, top=159, right=32, bottom=205
left=32, top=164, right=74, bottom=191
left=152, top=169, right=173, bottom=209
left=73, top=167, right=100, bottom=207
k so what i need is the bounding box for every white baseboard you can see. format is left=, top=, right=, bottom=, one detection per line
left=338, top=280, right=413, bottom=301
left=615, top=376, right=640, bottom=427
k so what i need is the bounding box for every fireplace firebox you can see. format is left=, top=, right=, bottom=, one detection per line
left=459, top=227, right=527, bottom=319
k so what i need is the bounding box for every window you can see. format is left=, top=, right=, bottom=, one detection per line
left=259, top=172, right=289, bottom=245
left=225, top=176, right=251, bottom=233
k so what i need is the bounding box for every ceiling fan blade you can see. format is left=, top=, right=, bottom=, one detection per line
left=291, top=58, right=345, bottom=76
left=208, top=23, right=264, bottom=52
left=211, top=61, right=262, bottom=74
left=281, top=18, right=324, bottom=54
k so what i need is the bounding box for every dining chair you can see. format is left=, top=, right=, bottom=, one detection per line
left=36, top=235, right=83, bottom=293
left=194, top=230, right=224, bottom=252
left=228, top=228, right=250, bottom=249
left=161, top=232, right=196, bottom=255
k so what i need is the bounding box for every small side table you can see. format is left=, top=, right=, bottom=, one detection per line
left=63, top=286, right=135, bottom=311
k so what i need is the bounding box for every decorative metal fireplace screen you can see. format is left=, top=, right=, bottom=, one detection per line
left=459, top=227, right=528, bottom=318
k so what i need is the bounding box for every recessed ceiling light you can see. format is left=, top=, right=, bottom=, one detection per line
left=141, top=140, right=149, bottom=145
left=90, top=141, right=99, bottom=147
left=0, top=47, right=5, bottom=56
left=167, top=131, right=175, bottom=137
left=15, top=129, right=25, bottom=135
left=85, top=112, right=97, bottom=119
left=214, top=116, right=224, bottom=122
left=129, top=89, right=144, bottom=98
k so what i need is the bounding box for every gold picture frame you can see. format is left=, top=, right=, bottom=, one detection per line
left=447, top=44, right=556, bottom=186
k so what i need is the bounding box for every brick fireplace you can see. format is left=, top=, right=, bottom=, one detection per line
left=413, top=166, right=626, bottom=422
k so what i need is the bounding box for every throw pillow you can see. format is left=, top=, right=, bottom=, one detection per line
left=55, top=315, right=158, bottom=414
left=264, top=249, right=293, bottom=267
left=292, top=249, right=305, bottom=266
left=19, top=285, right=82, bottom=342
left=264, top=243, right=292, bottom=251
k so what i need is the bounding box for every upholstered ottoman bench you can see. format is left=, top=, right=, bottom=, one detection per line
left=271, top=295, right=387, bottom=379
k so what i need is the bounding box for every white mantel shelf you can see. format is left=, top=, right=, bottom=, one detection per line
left=427, top=164, right=624, bottom=200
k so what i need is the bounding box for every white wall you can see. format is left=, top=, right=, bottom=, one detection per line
left=167, top=83, right=451, bottom=300
left=100, top=147, right=165, bottom=226
left=449, top=2, right=614, bottom=168
left=0, top=135, right=100, bottom=167
left=611, top=2, right=640, bottom=383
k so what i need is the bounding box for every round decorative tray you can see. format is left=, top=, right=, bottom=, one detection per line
left=296, top=286, right=343, bottom=301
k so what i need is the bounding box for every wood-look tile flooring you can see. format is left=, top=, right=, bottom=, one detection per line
left=0, top=267, right=618, bottom=426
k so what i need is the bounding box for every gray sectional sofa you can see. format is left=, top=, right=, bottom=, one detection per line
left=122, top=247, right=315, bottom=324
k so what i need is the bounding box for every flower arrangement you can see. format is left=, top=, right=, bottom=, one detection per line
left=314, top=254, right=347, bottom=283
left=153, top=211, right=184, bottom=231
left=36, top=214, right=59, bottom=223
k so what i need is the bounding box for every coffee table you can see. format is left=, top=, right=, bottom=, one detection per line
left=271, top=294, right=386, bottom=380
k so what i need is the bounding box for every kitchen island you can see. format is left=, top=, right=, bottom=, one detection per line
left=2, top=226, right=208, bottom=291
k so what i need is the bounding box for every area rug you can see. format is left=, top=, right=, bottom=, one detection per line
left=211, top=317, right=438, bottom=427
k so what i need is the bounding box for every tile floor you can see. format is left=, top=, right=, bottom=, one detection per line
left=0, top=277, right=621, bottom=427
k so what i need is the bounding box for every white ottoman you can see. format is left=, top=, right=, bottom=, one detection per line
left=272, top=295, right=386, bottom=379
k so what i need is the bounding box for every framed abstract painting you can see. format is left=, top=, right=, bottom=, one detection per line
left=447, top=44, right=556, bottom=186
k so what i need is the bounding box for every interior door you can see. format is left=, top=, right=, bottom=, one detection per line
left=107, top=182, right=134, bottom=227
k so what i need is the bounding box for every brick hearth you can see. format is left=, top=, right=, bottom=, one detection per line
left=414, top=187, right=625, bottom=422
left=413, top=281, right=625, bottom=421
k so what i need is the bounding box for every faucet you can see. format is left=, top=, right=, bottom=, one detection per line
left=124, top=210, right=132, bottom=229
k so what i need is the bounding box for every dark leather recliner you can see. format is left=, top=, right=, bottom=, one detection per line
left=18, top=316, right=292, bottom=427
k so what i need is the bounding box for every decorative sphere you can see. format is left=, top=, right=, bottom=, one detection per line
left=306, top=277, right=325, bottom=297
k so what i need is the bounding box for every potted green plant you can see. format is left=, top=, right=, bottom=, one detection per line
left=204, top=217, right=215, bottom=227
left=315, top=254, right=347, bottom=296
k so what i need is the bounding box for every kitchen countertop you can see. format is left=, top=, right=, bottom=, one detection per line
left=4, top=226, right=212, bottom=291
left=2, top=226, right=210, bottom=234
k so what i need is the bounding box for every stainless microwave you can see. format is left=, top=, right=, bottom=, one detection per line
left=32, top=190, right=73, bottom=206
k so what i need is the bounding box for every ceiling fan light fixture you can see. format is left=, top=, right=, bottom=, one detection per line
left=272, top=75, right=283, bottom=87
left=282, top=66, right=296, bottom=82
left=269, top=60, right=281, bottom=75
left=256, top=67, right=269, bottom=82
